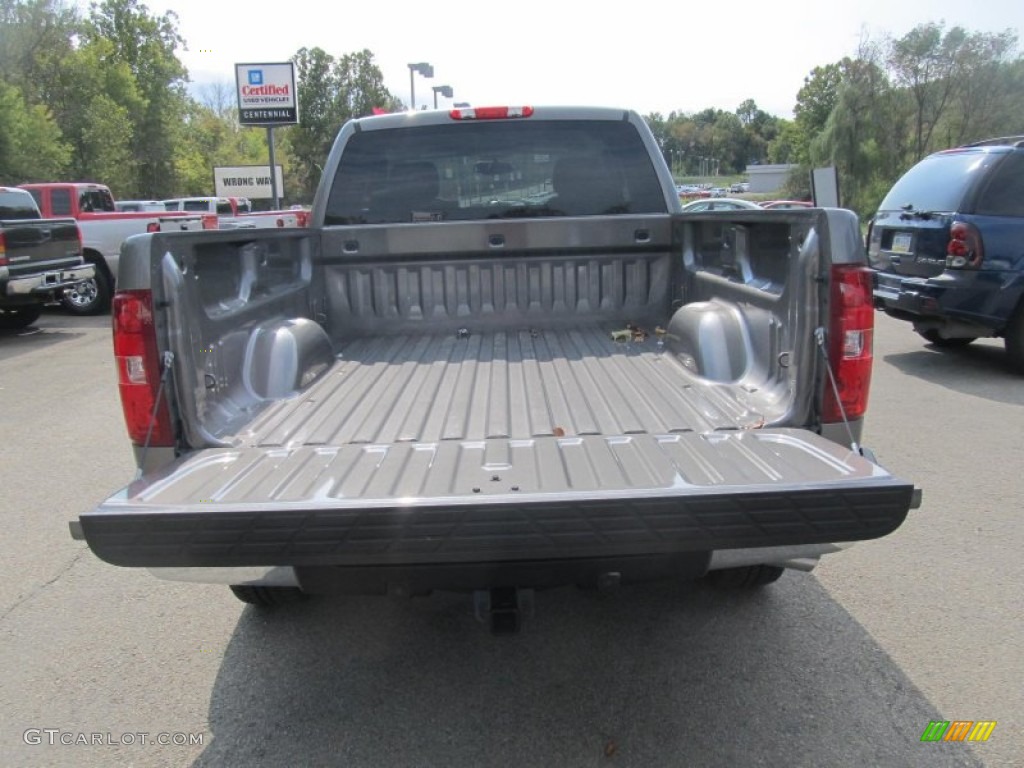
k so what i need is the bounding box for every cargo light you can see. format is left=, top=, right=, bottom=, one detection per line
left=449, top=106, right=534, bottom=120
left=112, top=290, right=174, bottom=446
left=946, top=221, right=983, bottom=268
left=823, top=265, right=874, bottom=424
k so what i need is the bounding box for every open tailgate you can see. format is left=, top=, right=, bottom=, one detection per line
left=77, top=429, right=914, bottom=568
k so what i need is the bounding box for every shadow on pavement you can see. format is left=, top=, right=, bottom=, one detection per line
left=883, top=342, right=1024, bottom=406
left=192, top=577, right=982, bottom=768
left=0, top=325, right=87, bottom=361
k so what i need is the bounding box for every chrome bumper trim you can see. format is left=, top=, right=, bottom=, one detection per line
left=5, top=264, right=96, bottom=295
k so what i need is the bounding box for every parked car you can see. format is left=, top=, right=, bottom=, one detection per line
left=20, top=183, right=207, bottom=314
left=761, top=200, right=813, bottom=210
left=869, top=135, right=1024, bottom=371
left=709, top=187, right=728, bottom=198
left=0, top=186, right=90, bottom=329
left=681, top=198, right=762, bottom=212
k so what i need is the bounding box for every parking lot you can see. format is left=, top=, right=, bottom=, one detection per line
left=1, top=309, right=1021, bottom=767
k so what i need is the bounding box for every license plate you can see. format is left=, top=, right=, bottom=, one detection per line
left=891, top=232, right=913, bottom=254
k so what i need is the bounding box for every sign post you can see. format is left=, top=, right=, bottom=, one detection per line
left=235, top=62, right=299, bottom=208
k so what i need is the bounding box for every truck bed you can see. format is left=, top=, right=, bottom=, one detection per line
left=78, top=215, right=914, bottom=571
left=83, top=323, right=911, bottom=569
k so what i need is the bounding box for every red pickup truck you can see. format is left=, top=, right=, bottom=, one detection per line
left=20, top=183, right=207, bottom=315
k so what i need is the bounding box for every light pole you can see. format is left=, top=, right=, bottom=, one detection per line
left=407, top=62, right=434, bottom=110
left=432, top=84, right=453, bottom=109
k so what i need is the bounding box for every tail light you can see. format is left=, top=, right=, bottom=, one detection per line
left=295, top=211, right=310, bottom=228
left=146, top=221, right=160, bottom=233
left=0, top=231, right=7, bottom=266
left=112, top=290, right=174, bottom=446
left=822, top=265, right=874, bottom=423
left=449, top=106, right=534, bottom=120
left=946, top=221, right=983, bottom=268
left=202, top=214, right=218, bottom=230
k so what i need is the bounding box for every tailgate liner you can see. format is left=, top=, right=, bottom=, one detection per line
left=80, top=430, right=914, bottom=567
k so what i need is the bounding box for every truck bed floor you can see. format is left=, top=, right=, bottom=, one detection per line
left=239, top=326, right=765, bottom=449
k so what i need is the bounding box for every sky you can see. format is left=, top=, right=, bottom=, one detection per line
left=123, top=0, right=1023, bottom=119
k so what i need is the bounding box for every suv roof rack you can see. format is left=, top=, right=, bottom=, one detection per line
left=962, top=135, right=1024, bottom=148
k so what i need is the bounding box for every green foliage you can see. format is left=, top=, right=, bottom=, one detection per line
left=0, top=79, right=70, bottom=182
left=283, top=47, right=401, bottom=199
left=645, top=100, right=780, bottom=177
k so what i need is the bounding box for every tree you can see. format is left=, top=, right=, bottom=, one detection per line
left=0, top=79, right=69, bottom=182
left=284, top=47, right=401, bottom=199
left=83, top=0, right=189, bottom=196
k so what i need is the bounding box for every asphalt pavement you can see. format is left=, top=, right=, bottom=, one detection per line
left=0, top=310, right=1019, bottom=767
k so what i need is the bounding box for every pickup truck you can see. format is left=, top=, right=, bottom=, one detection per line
left=71, top=106, right=918, bottom=633
left=20, top=182, right=208, bottom=315
left=0, top=186, right=93, bottom=329
left=162, top=196, right=310, bottom=230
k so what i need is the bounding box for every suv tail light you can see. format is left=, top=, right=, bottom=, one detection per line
left=823, top=265, right=874, bottom=423
left=0, top=231, right=7, bottom=266
left=946, top=221, right=984, bottom=268
left=112, top=290, right=174, bottom=446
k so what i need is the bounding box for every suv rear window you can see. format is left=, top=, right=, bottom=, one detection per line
left=878, top=150, right=1002, bottom=213
left=324, top=120, right=666, bottom=225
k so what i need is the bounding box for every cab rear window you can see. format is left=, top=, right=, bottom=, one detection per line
left=324, top=120, right=666, bottom=225
left=0, top=191, right=41, bottom=219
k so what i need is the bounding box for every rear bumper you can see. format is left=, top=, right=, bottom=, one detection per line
left=872, top=269, right=1020, bottom=332
left=142, top=541, right=856, bottom=589
left=3, top=263, right=96, bottom=296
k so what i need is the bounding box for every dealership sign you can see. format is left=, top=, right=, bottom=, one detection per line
left=214, top=165, right=285, bottom=199
left=235, top=62, right=298, bottom=126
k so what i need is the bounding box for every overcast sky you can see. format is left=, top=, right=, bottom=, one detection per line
left=139, top=0, right=1022, bottom=118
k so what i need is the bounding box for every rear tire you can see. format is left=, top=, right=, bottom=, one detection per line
left=61, top=263, right=111, bottom=315
left=918, top=329, right=976, bottom=347
left=0, top=306, right=42, bottom=330
left=229, top=585, right=308, bottom=607
left=703, top=565, right=786, bottom=589
left=1005, top=304, right=1024, bottom=374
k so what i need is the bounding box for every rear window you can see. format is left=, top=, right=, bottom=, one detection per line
left=0, top=190, right=41, bottom=219
left=183, top=200, right=209, bottom=212
left=324, top=119, right=666, bottom=225
left=878, top=151, right=1001, bottom=213
left=51, top=189, right=72, bottom=216
left=78, top=188, right=115, bottom=213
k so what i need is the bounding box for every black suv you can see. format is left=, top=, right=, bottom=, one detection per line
left=868, top=136, right=1024, bottom=372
